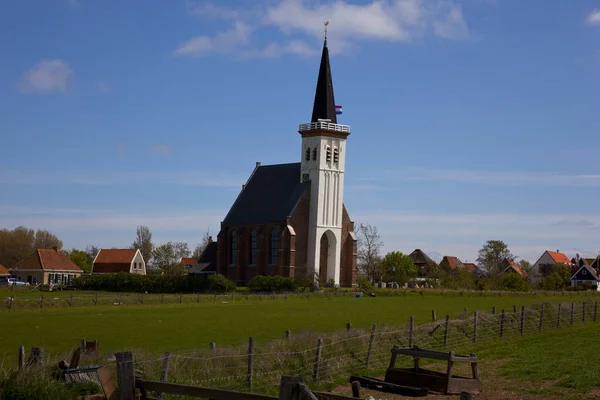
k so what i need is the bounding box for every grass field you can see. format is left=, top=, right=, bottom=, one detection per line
left=0, top=290, right=592, bottom=361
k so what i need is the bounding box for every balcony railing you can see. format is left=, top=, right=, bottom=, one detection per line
left=298, top=121, right=351, bottom=133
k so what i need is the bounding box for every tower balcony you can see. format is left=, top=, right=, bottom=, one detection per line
left=298, top=121, right=351, bottom=134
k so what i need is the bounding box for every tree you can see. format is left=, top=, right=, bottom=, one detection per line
left=131, top=226, right=153, bottom=265
left=540, top=263, right=571, bottom=290
left=192, top=231, right=212, bottom=259
left=355, top=223, right=384, bottom=284
left=381, top=251, right=418, bottom=283
left=68, top=249, right=92, bottom=273
left=518, top=259, right=533, bottom=279
left=152, top=241, right=190, bottom=276
left=476, top=240, right=514, bottom=286
left=33, top=229, right=63, bottom=250
left=502, top=273, right=529, bottom=291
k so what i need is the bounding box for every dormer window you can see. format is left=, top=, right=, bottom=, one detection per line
left=305, top=148, right=310, bottom=161
left=326, top=146, right=331, bottom=162
left=312, top=148, right=317, bottom=160
left=333, top=147, right=339, bottom=163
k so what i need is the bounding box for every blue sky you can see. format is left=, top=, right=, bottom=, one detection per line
left=1, top=0, right=600, bottom=263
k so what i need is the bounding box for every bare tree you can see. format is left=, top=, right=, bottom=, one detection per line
left=192, top=230, right=212, bottom=259
left=33, top=229, right=63, bottom=250
left=355, top=222, right=384, bottom=284
left=131, top=225, right=153, bottom=265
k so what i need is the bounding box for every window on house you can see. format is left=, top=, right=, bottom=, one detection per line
left=312, top=148, right=317, bottom=160
left=231, top=231, right=237, bottom=266
left=269, top=229, right=279, bottom=265
left=305, top=148, right=310, bottom=161
left=583, top=269, right=587, bottom=275
left=250, top=230, right=258, bottom=265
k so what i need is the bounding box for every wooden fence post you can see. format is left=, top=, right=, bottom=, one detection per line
left=432, top=309, right=437, bottom=321
left=94, top=292, right=98, bottom=305
left=571, top=302, right=575, bottom=325
left=473, top=311, right=478, bottom=344
left=9, top=296, right=13, bottom=311
left=279, top=376, right=302, bottom=400
left=69, top=294, right=73, bottom=307
left=594, top=300, right=598, bottom=322
left=366, top=324, right=377, bottom=367
left=39, top=295, right=44, bottom=310
left=27, top=347, right=44, bottom=367
left=313, top=338, right=322, bottom=383
left=500, top=309, right=505, bottom=338
left=520, top=306, right=525, bottom=336
left=346, top=322, right=352, bottom=333
left=492, top=306, right=496, bottom=314
left=140, top=293, right=144, bottom=304
left=161, top=293, right=164, bottom=304
left=115, top=351, right=136, bottom=400
left=196, top=293, right=200, bottom=303
left=18, top=345, right=24, bottom=370
left=583, top=301, right=586, bottom=323
left=285, top=330, right=291, bottom=340
left=409, top=316, right=415, bottom=348
left=158, top=352, right=171, bottom=400
left=443, top=315, right=450, bottom=346
left=210, top=342, right=216, bottom=354
left=513, top=305, right=516, bottom=313
left=248, top=336, right=254, bottom=391
left=539, top=303, right=545, bottom=332
left=557, top=303, right=561, bottom=329
left=351, top=381, right=361, bottom=398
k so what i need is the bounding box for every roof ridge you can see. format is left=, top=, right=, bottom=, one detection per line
left=37, top=249, right=45, bottom=270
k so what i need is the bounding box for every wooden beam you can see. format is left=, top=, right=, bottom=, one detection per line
left=137, top=380, right=278, bottom=400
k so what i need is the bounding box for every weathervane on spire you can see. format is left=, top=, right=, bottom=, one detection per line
left=324, top=21, right=329, bottom=40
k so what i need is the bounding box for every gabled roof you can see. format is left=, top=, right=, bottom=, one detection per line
left=181, top=257, right=198, bottom=266
left=409, top=249, right=435, bottom=266
left=189, top=242, right=217, bottom=274
left=571, top=265, right=600, bottom=281
left=504, top=259, right=527, bottom=278
left=546, top=250, right=571, bottom=265
left=584, top=258, right=596, bottom=266
left=463, top=263, right=478, bottom=272
left=441, top=256, right=463, bottom=270
left=13, top=249, right=82, bottom=272
left=93, top=249, right=141, bottom=274
left=222, top=163, right=308, bottom=226
left=311, top=38, right=337, bottom=124
left=0, top=264, right=10, bottom=276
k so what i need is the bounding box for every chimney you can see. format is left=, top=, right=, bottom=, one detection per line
left=557, top=249, right=560, bottom=254
left=256, top=162, right=261, bottom=168
left=208, top=236, right=213, bottom=243
left=242, top=184, right=246, bottom=191
left=576, top=253, right=580, bottom=265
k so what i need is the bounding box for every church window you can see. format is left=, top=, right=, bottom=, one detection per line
left=230, top=231, right=237, bottom=266
left=250, top=230, right=258, bottom=265
left=312, top=148, right=317, bottom=160
left=333, top=147, right=339, bottom=163
left=305, top=148, right=310, bottom=161
left=326, top=146, right=331, bottom=162
left=269, top=229, right=279, bottom=265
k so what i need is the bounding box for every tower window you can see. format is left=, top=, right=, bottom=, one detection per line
left=269, top=229, right=279, bottom=265
left=230, top=231, right=237, bottom=266
left=333, top=147, right=339, bottom=163
left=312, top=148, right=317, bottom=160
left=326, top=146, right=331, bottom=162
left=305, top=148, right=310, bottom=161
left=250, top=230, right=257, bottom=265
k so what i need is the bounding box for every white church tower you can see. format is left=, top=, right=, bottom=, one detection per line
left=299, top=23, right=350, bottom=287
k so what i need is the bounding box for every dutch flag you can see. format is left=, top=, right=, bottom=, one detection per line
left=335, top=105, right=343, bottom=115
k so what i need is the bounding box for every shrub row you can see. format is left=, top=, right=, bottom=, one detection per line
left=247, top=275, right=297, bottom=292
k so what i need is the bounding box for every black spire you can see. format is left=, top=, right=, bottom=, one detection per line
left=311, top=37, right=337, bottom=124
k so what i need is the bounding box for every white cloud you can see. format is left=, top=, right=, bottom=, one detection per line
left=173, top=22, right=254, bottom=57
left=18, top=59, right=73, bottom=93
left=586, top=10, right=600, bottom=25
left=363, top=167, right=600, bottom=187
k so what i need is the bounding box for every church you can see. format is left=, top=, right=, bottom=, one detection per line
left=213, top=32, right=358, bottom=288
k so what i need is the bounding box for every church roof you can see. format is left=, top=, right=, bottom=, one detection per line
left=222, top=163, right=308, bottom=226
left=311, top=38, right=337, bottom=123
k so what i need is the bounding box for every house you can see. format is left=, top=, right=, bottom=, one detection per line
left=92, top=249, right=146, bottom=275
left=463, top=263, right=479, bottom=273
left=440, top=256, right=464, bottom=271
left=189, top=239, right=218, bottom=276
left=408, top=249, right=437, bottom=277
left=0, top=264, right=10, bottom=277
left=570, top=264, right=600, bottom=290
left=502, top=259, right=528, bottom=278
left=213, top=35, right=358, bottom=287
left=532, top=250, right=572, bottom=280
left=180, top=257, right=198, bottom=273
left=11, top=247, right=83, bottom=285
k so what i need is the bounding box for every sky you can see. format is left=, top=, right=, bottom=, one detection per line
left=1, top=0, right=600, bottom=264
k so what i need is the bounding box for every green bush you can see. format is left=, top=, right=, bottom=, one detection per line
left=70, top=273, right=215, bottom=293
left=247, top=275, right=297, bottom=292
left=356, top=276, right=374, bottom=292
left=208, top=274, right=237, bottom=293
left=502, top=273, right=530, bottom=292
left=0, top=370, right=100, bottom=400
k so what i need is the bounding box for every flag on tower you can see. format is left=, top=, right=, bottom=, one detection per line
left=335, top=105, right=343, bottom=115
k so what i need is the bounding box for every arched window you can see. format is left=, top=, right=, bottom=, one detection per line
left=312, top=148, right=317, bottom=160
left=305, top=147, right=311, bottom=161
left=250, top=230, right=257, bottom=265
left=325, top=146, right=331, bottom=162
left=230, top=231, right=237, bottom=266
left=269, top=229, right=279, bottom=265
left=333, top=147, right=339, bottom=163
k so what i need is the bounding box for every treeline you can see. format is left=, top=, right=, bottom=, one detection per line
left=0, top=226, right=64, bottom=268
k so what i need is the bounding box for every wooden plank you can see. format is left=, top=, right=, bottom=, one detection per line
left=138, top=380, right=278, bottom=400
left=390, top=347, right=477, bottom=363
left=298, top=383, right=319, bottom=400
left=115, top=351, right=136, bottom=400
left=97, top=366, right=118, bottom=400
left=279, top=375, right=302, bottom=400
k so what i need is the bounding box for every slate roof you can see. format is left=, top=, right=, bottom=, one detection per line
left=409, top=249, right=435, bottom=266
left=93, top=249, right=140, bottom=273
left=0, top=264, right=9, bottom=276
left=13, top=249, right=82, bottom=272
left=189, top=242, right=217, bottom=274
left=311, top=39, right=337, bottom=123
left=222, top=163, right=308, bottom=226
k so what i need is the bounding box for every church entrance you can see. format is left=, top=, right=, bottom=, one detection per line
left=319, top=230, right=337, bottom=286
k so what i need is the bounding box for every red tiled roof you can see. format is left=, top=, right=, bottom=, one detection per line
left=13, top=249, right=82, bottom=272
left=181, top=258, right=198, bottom=266
left=505, top=258, right=528, bottom=278
left=547, top=251, right=571, bottom=265
left=443, top=256, right=463, bottom=269
left=584, top=258, right=596, bottom=266
left=93, top=249, right=139, bottom=274
left=0, top=264, right=9, bottom=275
left=463, top=263, right=478, bottom=271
